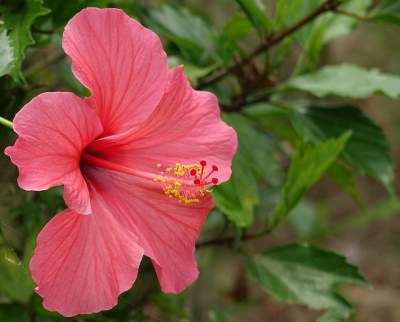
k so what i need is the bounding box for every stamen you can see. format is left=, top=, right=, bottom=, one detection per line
left=154, top=160, right=220, bottom=205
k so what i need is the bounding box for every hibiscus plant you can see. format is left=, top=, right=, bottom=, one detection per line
left=0, top=0, right=399, bottom=322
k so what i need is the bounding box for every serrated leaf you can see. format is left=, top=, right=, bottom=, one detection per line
left=271, top=132, right=351, bottom=226
left=247, top=243, right=370, bottom=322
left=0, top=30, right=13, bottom=77
left=287, top=64, right=400, bottom=99
left=235, top=0, right=270, bottom=35
left=0, top=0, right=50, bottom=83
left=292, top=106, right=394, bottom=193
left=212, top=114, right=283, bottom=227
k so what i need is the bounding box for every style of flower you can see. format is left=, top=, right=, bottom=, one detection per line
left=5, top=8, right=237, bottom=317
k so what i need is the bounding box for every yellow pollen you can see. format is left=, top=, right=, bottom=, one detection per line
left=154, top=161, right=218, bottom=206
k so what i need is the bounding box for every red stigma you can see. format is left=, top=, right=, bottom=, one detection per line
left=200, top=160, right=207, bottom=166
left=212, top=165, right=218, bottom=171
left=211, top=178, right=218, bottom=184
left=190, top=169, right=197, bottom=176
left=194, top=178, right=201, bottom=185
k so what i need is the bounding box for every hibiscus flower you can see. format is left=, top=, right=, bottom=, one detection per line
left=5, top=8, right=237, bottom=317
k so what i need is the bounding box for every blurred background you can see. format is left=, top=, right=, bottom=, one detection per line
left=0, top=0, right=399, bottom=321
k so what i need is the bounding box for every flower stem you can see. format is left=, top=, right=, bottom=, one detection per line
left=0, top=117, right=13, bottom=129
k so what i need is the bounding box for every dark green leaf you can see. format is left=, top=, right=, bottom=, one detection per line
left=0, top=0, right=50, bottom=83
left=235, top=0, right=270, bottom=35
left=271, top=132, right=351, bottom=226
left=287, top=64, right=400, bottom=98
left=292, top=106, right=394, bottom=192
left=247, top=243, right=370, bottom=322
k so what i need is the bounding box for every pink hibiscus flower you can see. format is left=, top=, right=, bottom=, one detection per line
left=5, top=8, right=237, bottom=317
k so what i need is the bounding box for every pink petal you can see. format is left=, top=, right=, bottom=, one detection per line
left=89, top=67, right=237, bottom=184
left=5, top=92, right=103, bottom=215
left=30, top=206, right=143, bottom=317
left=85, top=168, right=210, bottom=293
left=63, top=8, right=168, bottom=135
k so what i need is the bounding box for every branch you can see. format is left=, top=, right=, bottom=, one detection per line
left=197, top=0, right=343, bottom=89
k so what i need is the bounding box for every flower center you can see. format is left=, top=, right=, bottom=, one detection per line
left=153, top=160, right=219, bottom=205
left=81, top=152, right=219, bottom=205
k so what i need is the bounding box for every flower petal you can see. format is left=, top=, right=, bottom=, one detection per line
left=89, top=67, right=237, bottom=184
left=5, top=92, right=103, bottom=214
left=63, top=8, right=168, bottom=135
left=30, top=207, right=143, bottom=317
left=85, top=168, right=211, bottom=293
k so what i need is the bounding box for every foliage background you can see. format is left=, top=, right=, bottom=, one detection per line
left=0, top=0, right=399, bottom=321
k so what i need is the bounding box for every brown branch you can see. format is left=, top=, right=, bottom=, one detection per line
left=197, top=0, right=343, bottom=89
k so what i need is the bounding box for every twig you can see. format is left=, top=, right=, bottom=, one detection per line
left=197, top=0, right=343, bottom=89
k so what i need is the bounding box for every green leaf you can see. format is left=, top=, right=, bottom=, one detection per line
left=247, top=243, right=370, bottom=322
left=234, top=0, right=270, bottom=35
left=292, top=106, right=394, bottom=193
left=271, top=132, right=351, bottom=226
left=212, top=114, right=283, bottom=227
left=0, top=30, right=13, bottom=77
left=287, top=64, right=400, bottom=99
left=0, top=0, right=50, bottom=83
left=370, top=0, right=400, bottom=26
left=147, top=5, right=217, bottom=65
left=0, top=239, right=35, bottom=302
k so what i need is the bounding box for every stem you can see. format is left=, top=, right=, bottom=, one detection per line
left=197, top=0, right=343, bottom=89
left=0, top=116, right=13, bottom=129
